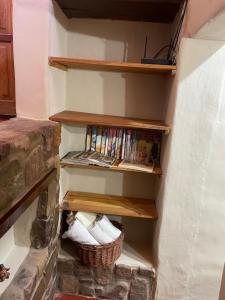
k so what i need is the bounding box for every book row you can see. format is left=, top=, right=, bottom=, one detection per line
left=85, top=126, right=161, bottom=165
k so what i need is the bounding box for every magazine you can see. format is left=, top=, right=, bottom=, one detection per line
left=61, top=151, right=116, bottom=168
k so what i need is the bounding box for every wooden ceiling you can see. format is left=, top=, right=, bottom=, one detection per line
left=55, top=0, right=184, bottom=23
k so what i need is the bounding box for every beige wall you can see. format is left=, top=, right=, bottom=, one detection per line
left=155, top=9, right=225, bottom=300
left=13, top=0, right=49, bottom=119
left=184, top=0, right=225, bottom=37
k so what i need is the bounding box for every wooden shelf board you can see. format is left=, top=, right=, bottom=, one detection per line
left=60, top=240, right=155, bottom=270
left=49, top=57, right=176, bottom=74
left=62, top=191, right=158, bottom=219
left=61, top=160, right=162, bottom=175
left=59, top=238, right=155, bottom=270
left=49, top=111, right=170, bottom=133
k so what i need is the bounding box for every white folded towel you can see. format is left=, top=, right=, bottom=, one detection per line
left=97, top=215, right=121, bottom=240
left=76, top=211, right=97, bottom=228
left=88, top=222, right=114, bottom=244
left=62, top=219, right=100, bottom=245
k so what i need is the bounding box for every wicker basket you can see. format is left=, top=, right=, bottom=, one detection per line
left=73, top=221, right=124, bottom=267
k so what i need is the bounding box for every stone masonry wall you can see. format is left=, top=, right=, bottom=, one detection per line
left=0, top=118, right=60, bottom=300
left=0, top=118, right=60, bottom=215
left=0, top=174, right=60, bottom=300
left=58, top=249, right=156, bottom=300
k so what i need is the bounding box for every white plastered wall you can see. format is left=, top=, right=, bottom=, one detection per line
left=0, top=199, right=38, bottom=296
left=155, top=9, right=225, bottom=300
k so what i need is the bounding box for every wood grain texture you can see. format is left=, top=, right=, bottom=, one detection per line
left=61, top=160, right=162, bottom=175
left=0, top=0, right=12, bottom=35
left=49, top=57, right=176, bottom=75
left=0, top=168, right=57, bottom=238
left=49, top=111, right=170, bottom=133
left=55, top=0, right=183, bottom=23
left=62, top=191, right=158, bottom=219
left=0, top=42, right=15, bottom=115
left=0, top=0, right=15, bottom=116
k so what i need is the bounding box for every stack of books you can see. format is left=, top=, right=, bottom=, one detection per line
left=61, top=150, right=116, bottom=168
left=62, top=126, right=161, bottom=172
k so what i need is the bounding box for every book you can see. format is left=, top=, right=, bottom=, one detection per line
left=125, top=129, right=132, bottom=161
left=111, top=128, right=117, bottom=157
left=150, top=132, right=161, bottom=164
left=91, top=127, right=97, bottom=151
left=115, top=128, right=123, bottom=160
left=85, top=126, right=91, bottom=151
left=101, top=128, right=108, bottom=155
left=104, top=131, right=109, bottom=156
left=121, top=130, right=126, bottom=160
left=131, top=130, right=137, bottom=161
left=107, top=128, right=113, bottom=157
left=96, top=127, right=103, bottom=153
left=137, top=131, right=147, bottom=163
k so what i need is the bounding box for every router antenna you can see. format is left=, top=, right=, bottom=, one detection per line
left=144, top=36, right=148, bottom=58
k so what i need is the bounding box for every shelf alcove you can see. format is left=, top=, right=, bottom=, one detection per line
left=48, top=2, right=179, bottom=298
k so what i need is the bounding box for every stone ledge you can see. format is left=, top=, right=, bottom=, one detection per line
left=0, top=118, right=60, bottom=221
left=0, top=246, right=58, bottom=300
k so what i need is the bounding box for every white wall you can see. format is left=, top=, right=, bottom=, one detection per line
left=0, top=199, right=38, bottom=296
left=155, top=10, right=225, bottom=299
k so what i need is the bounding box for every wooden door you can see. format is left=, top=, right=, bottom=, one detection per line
left=0, top=0, right=16, bottom=116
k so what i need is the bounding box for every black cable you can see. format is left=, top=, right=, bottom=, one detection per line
left=153, top=45, right=170, bottom=59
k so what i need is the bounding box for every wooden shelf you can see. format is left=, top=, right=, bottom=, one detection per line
left=62, top=191, right=158, bottom=219
left=60, top=238, right=155, bottom=270
left=61, top=159, right=162, bottom=175
left=49, top=111, right=170, bottom=134
left=55, top=0, right=183, bottom=24
left=49, top=57, right=176, bottom=75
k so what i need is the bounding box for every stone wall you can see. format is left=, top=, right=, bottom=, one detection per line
left=0, top=118, right=60, bottom=215
left=0, top=178, right=59, bottom=300
left=58, top=249, right=156, bottom=300
left=0, top=118, right=60, bottom=300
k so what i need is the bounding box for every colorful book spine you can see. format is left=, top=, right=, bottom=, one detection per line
left=107, top=128, right=113, bottom=156
left=121, top=130, right=126, bottom=160
left=131, top=130, right=137, bottom=161
left=85, top=126, right=91, bottom=151
left=104, top=130, right=109, bottom=156
left=125, top=129, right=132, bottom=161
left=96, top=127, right=103, bottom=153
left=101, top=128, right=108, bottom=155
left=150, top=132, right=161, bottom=164
left=91, top=126, right=97, bottom=151
left=111, top=128, right=117, bottom=157
left=115, top=129, right=123, bottom=160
